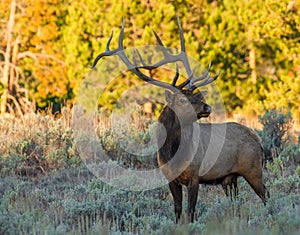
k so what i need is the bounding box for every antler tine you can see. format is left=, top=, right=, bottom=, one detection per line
left=134, top=49, right=147, bottom=67
left=92, top=18, right=179, bottom=92
left=172, top=63, right=180, bottom=86
left=152, top=29, right=170, bottom=58
left=150, top=16, right=193, bottom=89
left=96, top=16, right=191, bottom=89
left=132, top=49, right=179, bottom=91
left=90, top=30, right=115, bottom=68
left=133, top=48, right=181, bottom=89
left=106, top=30, right=114, bottom=51
left=90, top=18, right=126, bottom=69
left=177, top=14, right=186, bottom=53
left=174, top=15, right=194, bottom=89
left=189, top=62, right=212, bottom=85
left=149, top=29, right=183, bottom=71
left=178, top=71, right=194, bottom=89
left=134, top=48, right=160, bottom=70
left=190, top=70, right=220, bottom=91
left=118, top=17, right=125, bottom=49
left=132, top=49, right=138, bottom=66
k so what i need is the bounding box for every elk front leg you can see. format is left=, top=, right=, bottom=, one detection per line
left=169, top=181, right=182, bottom=223
left=187, top=182, right=199, bottom=223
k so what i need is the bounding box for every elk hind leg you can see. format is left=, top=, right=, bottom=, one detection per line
left=222, top=181, right=229, bottom=197
left=232, top=175, right=239, bottom=198
left=243, top=173, right=269, bottom=205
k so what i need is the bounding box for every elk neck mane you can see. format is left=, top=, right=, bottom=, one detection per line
left=157, top=105, right=195, bottom=162
left=158, top=106, right=180, bottom=131
left=157, top=106, right=180, bottom=161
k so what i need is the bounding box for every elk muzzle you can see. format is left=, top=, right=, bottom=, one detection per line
left=197, top=103, right=211, bottom=118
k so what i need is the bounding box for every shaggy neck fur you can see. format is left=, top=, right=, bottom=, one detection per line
left=158, top=106, right=194, bottom=163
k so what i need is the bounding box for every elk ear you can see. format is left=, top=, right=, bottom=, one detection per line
left=165, top=90, right=174, bottom=104
left=200, top=90, right=208, bottom=98
left=195, top=90, right=207, bottom=100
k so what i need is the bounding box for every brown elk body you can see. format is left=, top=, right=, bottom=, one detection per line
left=157, top=90, right=268, bottom=222
left=91, top=17, right=269, bottom=224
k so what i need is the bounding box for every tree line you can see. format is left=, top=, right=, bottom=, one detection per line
left=0, top=0, right=299, bottom=120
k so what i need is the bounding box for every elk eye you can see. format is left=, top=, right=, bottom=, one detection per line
left=179, top=98, right=188, bottom=104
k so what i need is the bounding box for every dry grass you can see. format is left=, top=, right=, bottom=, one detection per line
left=0, top=108, right=299, bottom=234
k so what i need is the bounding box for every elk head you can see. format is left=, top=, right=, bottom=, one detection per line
left=91, top=17, right=219, bottom=122
left=165, top=90, right=211, bottom=124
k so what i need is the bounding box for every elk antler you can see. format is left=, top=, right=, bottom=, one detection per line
left=91, top=16, right=219, bottom=92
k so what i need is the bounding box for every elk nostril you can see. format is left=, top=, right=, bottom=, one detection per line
left=204, top=104, right=211, bottom=112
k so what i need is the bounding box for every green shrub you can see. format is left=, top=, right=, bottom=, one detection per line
left=96, top=119, right=157, bottom=170
left=0, top=112, right=81, bottom=177
left=258, top=110, right=293, bottom=161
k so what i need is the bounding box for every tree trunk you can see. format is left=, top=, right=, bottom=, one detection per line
left=10, top=35, right=20, bottom=96
left=249, top=45, right=257, bottom=84
left=1, top=0, right=16, bottom=115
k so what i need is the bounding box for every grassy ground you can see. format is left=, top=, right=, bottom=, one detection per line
left=0, top=111, right=299, bottom=234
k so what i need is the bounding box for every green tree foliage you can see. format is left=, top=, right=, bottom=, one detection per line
left=0, top=0, right=72, bottom=113
left=0, top=0, right=299, bottom=118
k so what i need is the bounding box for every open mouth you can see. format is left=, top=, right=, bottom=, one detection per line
left=197, top=112, right=210, bottom=119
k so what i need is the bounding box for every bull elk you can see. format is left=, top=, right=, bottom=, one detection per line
left=91, top=17, right=269, bottom=223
